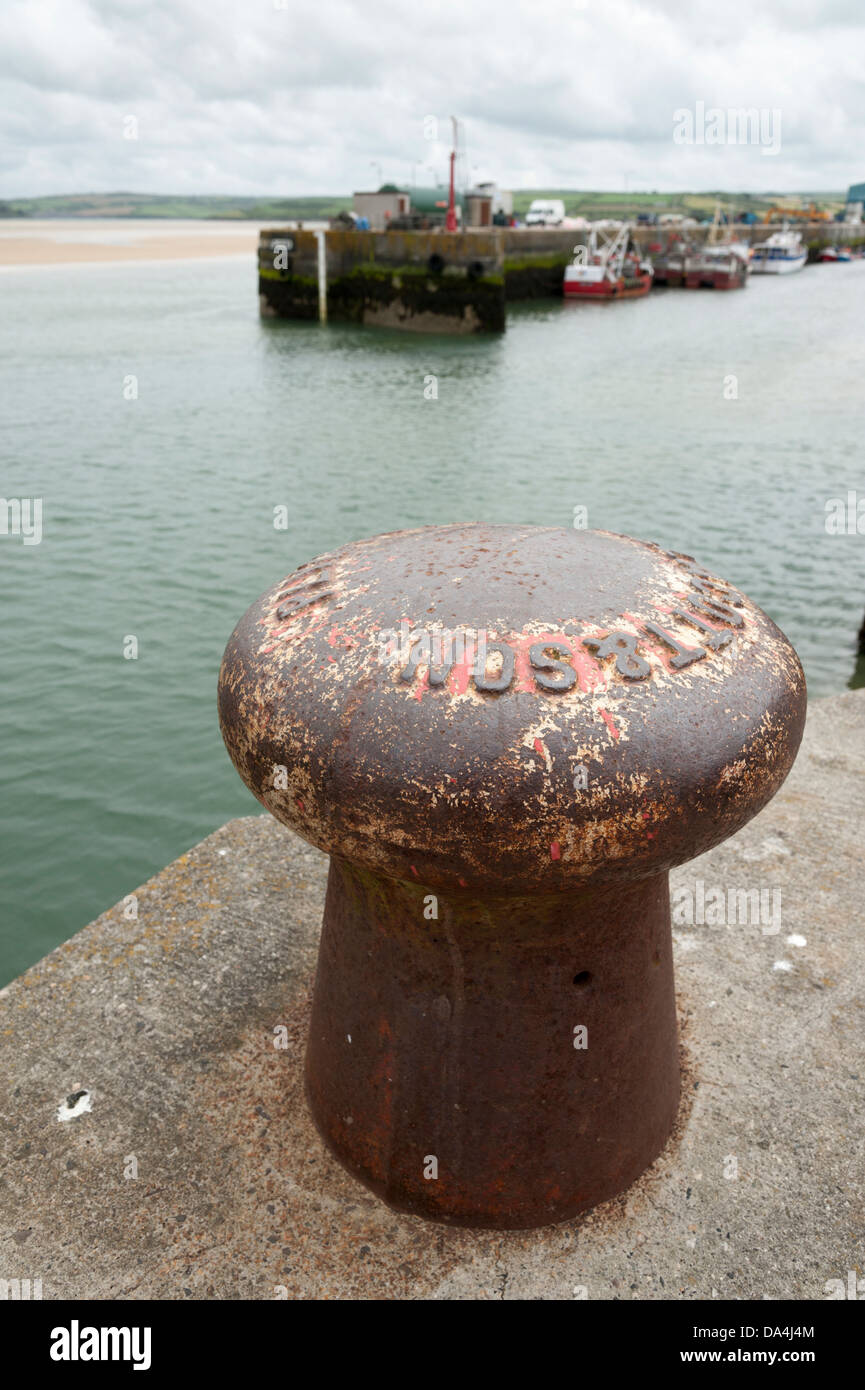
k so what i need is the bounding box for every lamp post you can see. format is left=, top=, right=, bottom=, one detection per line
left=445, top=115, right=458, bottom=232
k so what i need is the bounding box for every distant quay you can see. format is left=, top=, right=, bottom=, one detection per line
left=259, top=227, right=506, bottom=334
left=259, top=223, right=865, bottom=334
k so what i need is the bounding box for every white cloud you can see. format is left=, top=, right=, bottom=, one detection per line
left=1, top=0, right=863, bottom=196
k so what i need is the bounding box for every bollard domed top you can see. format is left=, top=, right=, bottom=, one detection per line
left=218, top=525, right=806, bottom=893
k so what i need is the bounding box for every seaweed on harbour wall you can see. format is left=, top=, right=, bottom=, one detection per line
left=326, top=264, right=505, bottom=332
left=504, top=252, right=572, bottom=300
left=258, top=271, right=319, bottom=319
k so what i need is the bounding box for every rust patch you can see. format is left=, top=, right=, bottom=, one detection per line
left=218, top=525, right=806, bottom=1229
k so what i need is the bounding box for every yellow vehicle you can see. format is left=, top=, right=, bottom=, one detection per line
left=761, top=202, right=831, bottom=223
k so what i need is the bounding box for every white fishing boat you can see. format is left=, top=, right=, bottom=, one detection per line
left=750, top=224, right=808, bottom=274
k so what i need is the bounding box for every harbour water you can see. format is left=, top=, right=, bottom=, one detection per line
left=1, top=243, right=863, bottom=982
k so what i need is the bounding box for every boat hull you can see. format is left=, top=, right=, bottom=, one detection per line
left=685, top=265, right=747, bottom=290
left=706, top=271, right=746, bottom=289
left=749, top=252, right=807, bottom=275
left=655, top=243, right=746, bottom=289
left=651, top=262, right=685, bottom=287
left=563, top=272, right=652, bottom=300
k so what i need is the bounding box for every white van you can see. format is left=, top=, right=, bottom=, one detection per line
left=525, top=199, right=566, bottom=227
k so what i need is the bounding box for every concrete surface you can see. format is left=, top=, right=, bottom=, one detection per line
left=0, top=691, right=862, bottom=1300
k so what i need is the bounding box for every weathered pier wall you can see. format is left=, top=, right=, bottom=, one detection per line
left=259, top=223, right=865, bottom=329
left=502, top=228, right=580, bottom=300
left=259, top=228, right=505, bottom=333
left=258, top=227, right=579, bottom=317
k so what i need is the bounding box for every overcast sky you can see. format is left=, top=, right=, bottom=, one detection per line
left=1, top=0, right=863, bottom=198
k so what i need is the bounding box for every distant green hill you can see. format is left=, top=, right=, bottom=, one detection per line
left=509, top=189, right=846, bottom=217
left=2, top=189, right=847, bottom=220
left=1, top=192, right=353, bottom=220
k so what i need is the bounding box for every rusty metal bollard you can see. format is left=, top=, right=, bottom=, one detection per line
left=218, top=525, right=806, bottom=1229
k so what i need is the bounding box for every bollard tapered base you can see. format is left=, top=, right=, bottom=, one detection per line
left=305, top=857, right=680, bottom=1230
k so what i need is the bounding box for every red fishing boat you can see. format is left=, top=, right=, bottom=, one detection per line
left=653, top=205, right=748, bottom=289
left=563, top=223, right=653, bottom=299
left=684, top=206, right=749, bottom=288
left=685, top=242, right=749, bottom=289
left=650, top=230, right=691, bottom=287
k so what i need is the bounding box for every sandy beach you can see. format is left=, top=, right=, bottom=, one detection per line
left=0, top=218, right=264, bottom=266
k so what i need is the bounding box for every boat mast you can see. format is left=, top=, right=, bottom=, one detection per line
left=598, top=222, right=629, bottom=279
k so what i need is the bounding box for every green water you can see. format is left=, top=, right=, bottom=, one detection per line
left=1, top=253, right=863, bottom=984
